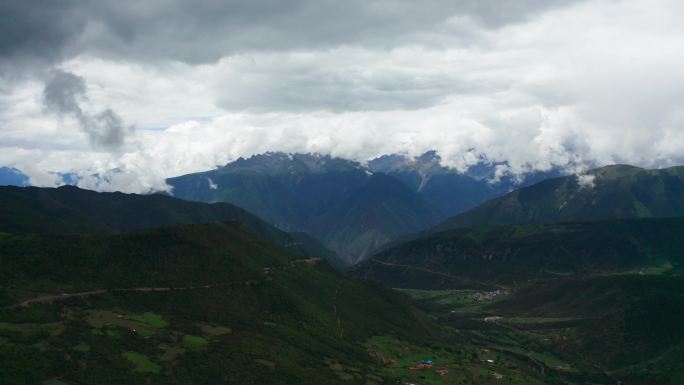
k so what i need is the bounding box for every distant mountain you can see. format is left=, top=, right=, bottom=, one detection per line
left=355, top=217, right=684, bottom=289
left=166, top=151, right=571, bottom=264
left=166, top=152, right=581, bottom=263
left=167, top=153, right=370, bottom=230
left=435, top=164, right=684, bottom=231
left=310, top=173, right=443, bottom=264
left=0, top=185, right=340, bottom=266
left=368, top=152, right=498, bottom=216
left=463, top=159, right=567, bottom=193
left=167, top=153, right=446, bottom=263
left=0, top=167, right=29, bottom=187
left=368, top=151, right=568, bottom=217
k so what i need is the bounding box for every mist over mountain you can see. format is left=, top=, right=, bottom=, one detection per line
left=368, top=151, right=567, bottom=216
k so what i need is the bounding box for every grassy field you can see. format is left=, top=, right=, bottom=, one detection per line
left=0, top=282, right=555, bottom=385
left=124, top=352, right=162, bottom=374
left=394, top=274, right=684, bottom=385
left=365, top=335, right=548, bottom=385
left=182, top=335, right=209, bottom=349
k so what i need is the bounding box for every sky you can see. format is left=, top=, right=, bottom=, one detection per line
left=1, top=0, right=684, bottom=192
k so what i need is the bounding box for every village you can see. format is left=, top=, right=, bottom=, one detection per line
left=373, top=352, right=508, bottom=384
left=470, top=289, right=508, bottom=302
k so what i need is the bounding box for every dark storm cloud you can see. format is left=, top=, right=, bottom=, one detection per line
left=42, top=70, right=86, bottom=114
left=1, top=0, right=584, bottom=68
left=0, top=1, right=85, bottom=76
left=0, top=0, right=584, bottom=113
left=43, top=70, right=132, bottom=149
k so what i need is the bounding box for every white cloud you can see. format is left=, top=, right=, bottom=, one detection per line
left=576, top=174, right=596, bottom=189
left=207, top=177, right=218, bottom=190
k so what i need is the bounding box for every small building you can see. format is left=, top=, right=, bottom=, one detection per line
left=409, top=360, right=434, bottom=371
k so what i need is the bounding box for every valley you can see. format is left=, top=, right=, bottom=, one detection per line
left=4, top=2, right=684, bottom=383
left=1, top=157, right=684, bottom=384
left=0, top=222, right=557, bottom=385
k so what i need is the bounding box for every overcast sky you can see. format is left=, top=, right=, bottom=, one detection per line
left=1, top=0, right=684, bottom=192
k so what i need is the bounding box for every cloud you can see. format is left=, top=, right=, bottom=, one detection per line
left=576, top=174, right=596, bottom=189
left=42, top=69, right=132, bottom=149
left=207, top=177, right=218, bottom=190
left=0, top=1, right=85, bottom=78
left=1, top=0, right=684, bottom=194
left=213, top=48, right=472, bottom=112
left=42, top=70, right=86, bottom=114
left=0, top=0, right=585, bottom=72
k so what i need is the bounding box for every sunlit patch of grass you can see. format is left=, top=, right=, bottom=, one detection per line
left=73, top=343, right=90, bottom=352
left=86, top=310, right=167, bottom=336
left=126, top=312, right=168, bottom=328
left=124, top=351, right=161, bottom=374
left=198, top=323, right=232, bottom=337
left=182, top=335, right=209, bottom=349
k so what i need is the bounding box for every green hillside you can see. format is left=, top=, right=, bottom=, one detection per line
left=355, top=215, right=684, bottom=384
left=0, top=221, right=560, bottom=385
left=485, top=275, right=684, bottom=384
left=355, top=217, right=684, bottom=289
left=436, top=165, right=684, bottom=231
left=0, top=185, right=340, bottom=265
left=0, top=222, right=427, bottom=384
left=396, top=274, right=684, bottom=385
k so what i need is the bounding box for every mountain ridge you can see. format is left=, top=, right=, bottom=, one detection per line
left=0, top=185, right=342, bottom=266
left=433, top=164, right=684, bottom=232
left=166, top=151, right=573, bottom=263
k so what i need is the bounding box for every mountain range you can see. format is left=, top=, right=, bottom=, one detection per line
left=166, top=152, right=561, bottom=263
left=1, top=152, right=569, bottom=265
left=356, top=163, right=684, bottom=289
left=348, top=162, right=684, bottom=383
left=3, top=156, right=684, bottom=384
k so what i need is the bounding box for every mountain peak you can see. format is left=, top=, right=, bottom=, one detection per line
left=226, top=152, right=362, bottom=175
left=588, top=164, right=645, bottom=179
left=368, top=151, right=442, bottom=175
